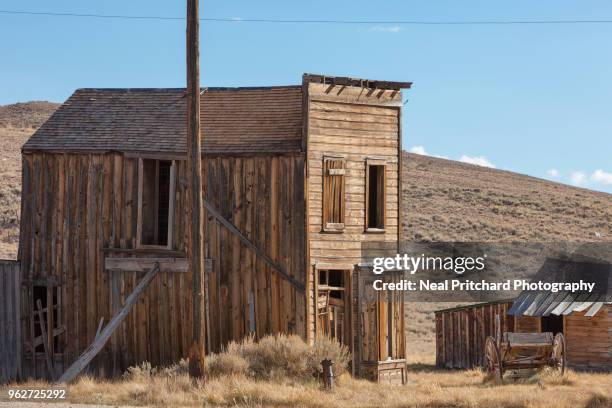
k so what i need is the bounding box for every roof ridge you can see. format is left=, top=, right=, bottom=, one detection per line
left=73, top=85, right=302, bottom=93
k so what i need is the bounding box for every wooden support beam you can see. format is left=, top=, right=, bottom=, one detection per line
left=186, top=0, right=206, bottom=379
left=56, top=263, right=160, bottom=383
left=204, top=200, right=305, bottom=292
left=104, top=257, right=212, bottom=273
left=36, top=299, right=55, bottom=381
left=31, top=326, right=66, bottom=349
left=105, top=257, right=188, bottom=273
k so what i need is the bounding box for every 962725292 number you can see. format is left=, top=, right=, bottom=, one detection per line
left=7, top=388, right=67, bottom=399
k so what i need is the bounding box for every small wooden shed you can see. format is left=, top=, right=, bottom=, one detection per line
left=435, top=299, right=611, bottom=371
left=10, top=73, right=412, bottom=382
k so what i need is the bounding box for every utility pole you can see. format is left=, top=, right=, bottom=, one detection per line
left=186, top=0, right=206, bottom=379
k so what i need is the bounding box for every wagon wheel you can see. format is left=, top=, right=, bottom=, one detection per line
left=551, top=333, right=566, bottom=375
left=484, top=336, right=503, bottom=384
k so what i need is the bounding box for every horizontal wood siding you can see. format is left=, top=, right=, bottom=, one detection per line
left=19, top=152, right=306, bottom=379
left=0, top=260, right=21, bottom=384
left=306, top=83, right=404, bottom=370
left=515, top=316, right=541, bottom=333
left=564, top=306, right=611, bottom=371
left=307, top=83, right=401, bottom=267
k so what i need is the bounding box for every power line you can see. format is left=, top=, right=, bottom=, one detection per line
left=1, top=9, right=612, bottom=25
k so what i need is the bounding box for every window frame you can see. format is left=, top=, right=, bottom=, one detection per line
left=322, top=155, right=346, bottom=233
left=136, top=157, right=177, bottom=250
left=365, top=158, right=387, bottom=233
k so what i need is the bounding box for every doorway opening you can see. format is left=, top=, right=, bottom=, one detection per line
left=541, top=314, right=563, bottom=335
left=316, top=269, right=351, bottom=345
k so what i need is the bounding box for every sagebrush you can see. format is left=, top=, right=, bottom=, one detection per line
left=205, top=333, right=350, bottom=380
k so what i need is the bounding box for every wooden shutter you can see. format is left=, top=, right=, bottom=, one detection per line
left=323, top=158, right=345, bottom=231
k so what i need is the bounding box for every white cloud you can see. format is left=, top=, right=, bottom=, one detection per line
left=459, top=155, right=496, bottom=168
left=409, top=146, right=428, bottom=155
left=408, top=146, right=448, bottom=159
left=569, top=171, right=587, bottom=186
left=546, top=169, right=560, bottom=178
left=231, top=17, right=243, bottom=22
left=591, top=169, right=612, bottom=185
left=371, top=26, right=402, bottom=33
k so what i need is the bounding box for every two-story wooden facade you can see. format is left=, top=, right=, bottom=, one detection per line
left=16, top=74, right=411, bottom=382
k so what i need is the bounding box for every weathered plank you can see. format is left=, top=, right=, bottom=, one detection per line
left=57, top=263, right=160, bottom=383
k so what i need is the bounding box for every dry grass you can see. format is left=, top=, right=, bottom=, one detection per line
left=2, top=364, right=610, bottom=407
left=2, top=337, right=609, bottom=407
left=123, top=334, right=351, bottom=381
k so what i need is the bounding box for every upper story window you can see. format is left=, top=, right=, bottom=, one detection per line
left=322, top=157, right=345, bottom=232
left=138, top=158, right=176, bottom=248
left=366, top=160, right=386, bottom=231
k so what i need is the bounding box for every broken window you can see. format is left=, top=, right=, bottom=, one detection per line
left=139, top=159, right=175, bottom=248
left=322, top=158, right=345, bottom=232
left=32, top=285, right=62, bottom=354
left=366, top=162, right=386, bottom=230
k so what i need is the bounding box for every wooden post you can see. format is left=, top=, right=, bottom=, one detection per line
left=495, top=314, right=501, bottom=345
left=186, top=0, right=206, bottom=379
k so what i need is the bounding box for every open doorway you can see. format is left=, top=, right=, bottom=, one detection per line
left=316, top=269, right=351, bottom=346
left=541, top=314, right=563, bottom=335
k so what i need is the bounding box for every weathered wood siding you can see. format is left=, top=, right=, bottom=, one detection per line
left=305, top=83, right=404, bottom=366
left=564, top=306, right=611, bottom=371
left=435, top=302, right=514, bottom=369
left=0, top=260, right=21, bottom=383
left=203, top=155, right=307, bottom=351
left=19, top=152, right=306, bottom=379
left=514, top=316, right=541, bottom=333
left=306, top=83, right=401, bottom=267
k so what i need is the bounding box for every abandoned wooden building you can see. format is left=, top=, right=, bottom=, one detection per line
left=2, top=73, right=411, bottom=383
left=435, top=298, right=611, bottom=371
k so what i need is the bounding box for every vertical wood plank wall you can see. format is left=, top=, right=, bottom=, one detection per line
left=0, top=260, right=21, bottom=383
left=436, top=303, right=611, bottom=371
left=435, top=302, right=514, bottom=369
left=19, top=152, right=306, bottom=379
left=203, top=155, right=306, bottom=351
left=305, top=83, right=405, bottom=366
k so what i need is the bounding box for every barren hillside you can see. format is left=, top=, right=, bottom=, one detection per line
left=402, top=152, right=611, bottom=242
left=0, top=101, right=610, bottom=356
left=0, top=102, right=62, bottom=258
left=401, top=152, right=611, bottom=355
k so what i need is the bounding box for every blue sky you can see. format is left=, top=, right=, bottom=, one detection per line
left=1, top=1, right=611, bottom=193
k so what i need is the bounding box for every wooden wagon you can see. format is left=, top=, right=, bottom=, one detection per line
left=484, top=332, right=566, bottom=383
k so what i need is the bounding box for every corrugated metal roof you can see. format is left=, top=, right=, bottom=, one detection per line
left=23, top=86, right=303, bottom=154
left=508, top=258, right=612, bottom=317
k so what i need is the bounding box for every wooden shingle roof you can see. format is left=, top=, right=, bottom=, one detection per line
left=23, top=86, right=303, bottom=154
